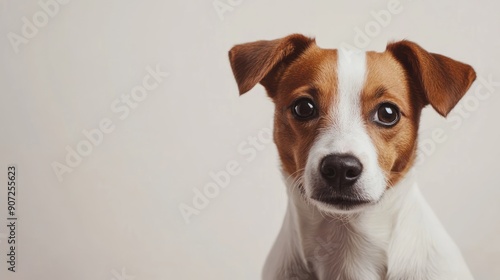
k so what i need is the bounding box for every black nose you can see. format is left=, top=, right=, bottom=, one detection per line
left=320, top=154, right=363, bottom=190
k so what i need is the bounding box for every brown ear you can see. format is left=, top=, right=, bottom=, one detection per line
left=228, top=34, right=315, bottom=95
left=387, top=40, right=476, bottom=117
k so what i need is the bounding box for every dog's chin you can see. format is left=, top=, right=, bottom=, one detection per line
left=302, top=173, right=386, bottom=215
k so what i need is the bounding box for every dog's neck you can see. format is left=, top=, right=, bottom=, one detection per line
left=271, top=170, right=448, bottom=279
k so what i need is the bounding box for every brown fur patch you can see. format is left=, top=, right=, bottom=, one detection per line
left=272, top=46, right=338, bottom=177
left=363, top=52, right=421, bottom=186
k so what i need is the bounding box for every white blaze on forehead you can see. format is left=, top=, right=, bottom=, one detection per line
left=334, top=48, right=367, bottom=139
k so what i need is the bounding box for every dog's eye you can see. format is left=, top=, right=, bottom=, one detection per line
left=374, top=102, right=400, bottom=127
left=292, top=98, right=316, bottom=120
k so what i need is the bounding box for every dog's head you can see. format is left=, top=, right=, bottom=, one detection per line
left=229, top=34, right=475, bottom=214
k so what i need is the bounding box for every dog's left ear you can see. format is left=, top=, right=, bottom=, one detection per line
left=387, top=40, right=476, bottom=117
left=228, top=34, right=315, bottom=96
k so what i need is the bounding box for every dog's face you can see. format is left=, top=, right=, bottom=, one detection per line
left=229, top=34, right=475, bottom=214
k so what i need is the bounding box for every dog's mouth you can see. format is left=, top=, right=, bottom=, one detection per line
left=311, top=196, right=372, bottom=210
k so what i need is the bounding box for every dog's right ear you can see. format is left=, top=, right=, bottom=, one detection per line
left=228, top=34, right=315, bottom=96
left=387, top=40, right=476, bottom=117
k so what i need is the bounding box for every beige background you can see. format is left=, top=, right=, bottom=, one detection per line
left=0, top=0, right=499, bottom=279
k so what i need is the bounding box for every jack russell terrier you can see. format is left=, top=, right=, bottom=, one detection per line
left=228, top=34, right=476, bottom=280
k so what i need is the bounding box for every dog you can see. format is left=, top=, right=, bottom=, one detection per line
left=228, top=34, right=476, bottom=280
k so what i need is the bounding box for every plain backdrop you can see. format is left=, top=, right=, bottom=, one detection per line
left=0, top=0, right=499, bottom=279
